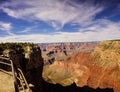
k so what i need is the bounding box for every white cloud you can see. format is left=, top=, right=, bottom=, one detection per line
left=0, top=0, right=103, bottom=30
left=79, top=19, right=120, bottom=41
left=20, top=25, right=38, bottom=33
left=0, top=22, right=12, bottom=31
left=21, top=27, right=31, bottom=33
left=0, top=19, right=120, bottom=43
left=0, top=0, right=119, bottom=43
left=0, top=21, right=14, bottom=35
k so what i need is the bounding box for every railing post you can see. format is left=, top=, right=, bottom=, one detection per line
left=10, top=60, right=19, bottom=92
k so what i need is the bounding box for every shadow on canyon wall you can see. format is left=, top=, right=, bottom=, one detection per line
left=42, top=80, right=114, bottom=92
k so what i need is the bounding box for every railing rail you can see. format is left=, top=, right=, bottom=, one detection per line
left=0, top=56, right=10, bottom=60
left=17, top=68, right=32, bottom=92
left=0, top=68, right=13, bottom=76
left=0, top=61, right=11, bottom=66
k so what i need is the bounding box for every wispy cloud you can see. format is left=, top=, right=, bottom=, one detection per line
left=20, top=25, right=37, bottom=33
left=0, top=0, right=103, bottom=30
left=0, top=19, right=120, bottom=43
left=0, top=22, right=12, bottom=31
left=0, top=21, right=14, bottom=35
left=0, top=0, right=119, bottom=43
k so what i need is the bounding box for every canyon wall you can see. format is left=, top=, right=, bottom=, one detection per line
left=43, top=40, right=120, bottom=92
left=0, top=41, right=119, bottom=92
left=39, top=42, right=98, bottom=64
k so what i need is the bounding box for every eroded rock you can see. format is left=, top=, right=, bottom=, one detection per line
left=43, top=40, right=120, bottom=92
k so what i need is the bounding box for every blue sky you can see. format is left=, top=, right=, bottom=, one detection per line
left=0, top=0, right=120, bottom=43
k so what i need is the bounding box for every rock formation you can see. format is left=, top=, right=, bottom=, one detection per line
left=0, top=41, right=119, bottom=92
left=43, top=40, right=120, bottom=92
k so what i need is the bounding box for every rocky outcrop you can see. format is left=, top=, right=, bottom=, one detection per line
left=23, top=45, right=43, bottom=92
left=43, top=61, right=90, bottom=86
left=43, top=40, right=120, bottom=92
left=0, top=43, right=43, bottom=92
left=42, top=52, right=93, bottom=88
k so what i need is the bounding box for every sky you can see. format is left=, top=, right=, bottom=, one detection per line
left=0, top=0, right=120, bottom=43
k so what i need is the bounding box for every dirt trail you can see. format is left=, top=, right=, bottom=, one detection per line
left=0, top=71, right=14, bottom=92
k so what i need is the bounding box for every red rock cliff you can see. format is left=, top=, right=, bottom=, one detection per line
left=43, top=40, right=120, bottom=92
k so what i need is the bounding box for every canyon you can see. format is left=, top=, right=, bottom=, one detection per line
left=0, top=40, right=119, bottom=92
left=43, top=40, right=120, bottom=92
left=39, top=42, right=98, bottom=64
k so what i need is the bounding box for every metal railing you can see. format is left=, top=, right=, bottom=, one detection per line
left=0, top=56, right=19, bottom=92
left=17, top=68, right=32, bottom=92
left=0, top=56, right=32, bottom=92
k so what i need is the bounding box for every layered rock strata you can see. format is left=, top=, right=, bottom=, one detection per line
left=43, top=40, right=120, bottom=92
